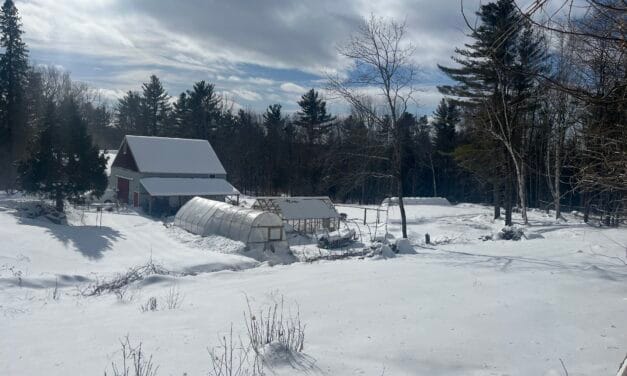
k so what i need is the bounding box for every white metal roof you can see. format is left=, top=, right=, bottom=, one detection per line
left=125, top=135, right=226, bottom=175
left=140, top=178, right=239, bottom=197
left=255, top=197, right=339, bottom=220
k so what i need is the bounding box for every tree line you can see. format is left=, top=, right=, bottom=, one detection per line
left=0, top=0, right=624, bottom=227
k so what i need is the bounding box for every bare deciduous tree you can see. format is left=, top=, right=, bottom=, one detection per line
left=328, top=14, right=419, bottom=238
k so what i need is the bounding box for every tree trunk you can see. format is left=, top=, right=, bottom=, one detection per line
left=505, top=174, right=513, bottom=226
left=429, top=153, right=437, bottom=197
left=505, top=146, right=528, bottom=224
left=554, top=141, right=561, bottom=219
left=554, top=126, right=564, bottom=219
left=493, top=181, right=501, bottom=219
left=55, top=190, right=64, bottom=212
left=398, top=179, right=408, bottom=238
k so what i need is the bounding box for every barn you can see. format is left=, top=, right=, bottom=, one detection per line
left=252, top=196, right=340, bottom=234
left=109, top=135, right=239, bottom=215
left=174, top=197, right=289, bottom=253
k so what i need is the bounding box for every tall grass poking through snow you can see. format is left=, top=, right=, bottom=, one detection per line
left=208, top=325, right=264, bottom=376
left=244, top=296, right=306, bottom=354
left=105, top=337, right=158, bottom=376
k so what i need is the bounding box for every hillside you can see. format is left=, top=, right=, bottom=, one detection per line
left=1, top=195, right=626, bottom=375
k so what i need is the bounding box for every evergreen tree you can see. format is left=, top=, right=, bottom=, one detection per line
left=438, top=0, right=547, bottom=224
left=141, top=75, right=170, bottom=136
left=432, top=99, right=459, bottom=153
left=18, top=100, right=107, bottom=212
left=115, top=91, right=143, bottom=134
left=431, top=99, right=461, bottom=199
left=186, top=81, right=220, bottom=139
left=0, top=0, right=29, bottom=190
left=171, top=92, right=190, bottom=137
left=263, top=104, right=285, bottom=193
left=295, top=89, right=335, bottom=145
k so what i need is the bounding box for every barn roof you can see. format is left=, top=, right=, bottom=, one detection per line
left=140, top=178, right=239, bottom=197
left=253, top=196, right=339, bottom=220
left=124, top=135, right=226, bottom=175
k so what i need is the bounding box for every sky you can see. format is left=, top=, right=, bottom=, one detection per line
left=18, top=0, right=488, bottom=116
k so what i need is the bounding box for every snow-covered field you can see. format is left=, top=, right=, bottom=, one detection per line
left=1, top=195, right=626, bottom=375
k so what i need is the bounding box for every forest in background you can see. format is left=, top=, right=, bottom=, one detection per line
left=0, top=0, right=624, bottom=225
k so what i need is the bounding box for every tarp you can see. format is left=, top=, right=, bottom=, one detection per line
left=140, top=178, right=239, bottom=197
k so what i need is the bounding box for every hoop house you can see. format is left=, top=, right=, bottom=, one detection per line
left=174, top=197, right=287, bottom=250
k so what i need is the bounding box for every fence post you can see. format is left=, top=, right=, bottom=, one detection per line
left=363, top=208, right=367, bottom=225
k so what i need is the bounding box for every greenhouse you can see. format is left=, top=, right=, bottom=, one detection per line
left=174, top=197, right=288, bottom=251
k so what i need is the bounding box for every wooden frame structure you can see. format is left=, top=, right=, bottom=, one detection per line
left=252, top=196, right=340, bottom=234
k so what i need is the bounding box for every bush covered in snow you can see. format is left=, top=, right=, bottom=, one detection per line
left=498, top=226, right=525, bottom=241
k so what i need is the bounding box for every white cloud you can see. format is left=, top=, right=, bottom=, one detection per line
left=18, top=0, right=485, bottom=114
left=280, top=82, right=307, bottom=94
left=231, top=89, right=262, bottom=102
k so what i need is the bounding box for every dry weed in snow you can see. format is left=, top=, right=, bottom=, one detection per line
left=105, top=337, right=158, bottom=376
left=245, top=296, right=306, bottom=355
left=208, top=325, right=263, bottom=376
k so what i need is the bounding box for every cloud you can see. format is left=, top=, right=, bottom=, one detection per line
left=18, top=0, right=488, bottom=114
left=280, top=82, right=307, bottom=95
left=231, top=89, right=262, bottom=102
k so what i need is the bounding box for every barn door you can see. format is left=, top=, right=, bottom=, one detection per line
left=117, top=177, right=130, bottom=203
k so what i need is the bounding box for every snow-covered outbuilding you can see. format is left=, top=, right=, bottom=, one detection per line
left=382, top=197, right=451, bottom=206
left=252, top=196, right=340, bottom=234
left=109, top=135, right=238, bottom=215
left=174, top=197, right=288, bottom=252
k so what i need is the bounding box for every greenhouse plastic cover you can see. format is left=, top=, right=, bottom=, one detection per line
left=174, top=197, right=285, bottom=244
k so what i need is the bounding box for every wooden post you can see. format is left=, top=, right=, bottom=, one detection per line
left=363, top=208, right=367, bottom=225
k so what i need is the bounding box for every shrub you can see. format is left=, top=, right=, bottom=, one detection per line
left=208, top=325, right=263, bottom=376
left=140, top=297, right=158, bottom=312
left=244, top=296, right=305, bottom=355
left=105, top=337, right=158, bottom=376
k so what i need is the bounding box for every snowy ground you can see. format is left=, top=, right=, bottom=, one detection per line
left=1, top=195, right=626, bottom=375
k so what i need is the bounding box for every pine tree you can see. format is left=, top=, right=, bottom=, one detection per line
left=187, top=81, right=220, bottom=139
left=141, top=75, right=170, bottom=136
left=18, top=100, right=107, bottom=212
left=263, top=104, right=285, bottom=193
left=115, top=91, right=143, bottom=134
left=0, top=0, right=29, bottom=190
left=438, top=0, right=547, bottom=224
left=432, top=99, right=459, bottom=153
left=295, top=89, right=334, bottom=145
left=171, top=92, right=190, bottom=137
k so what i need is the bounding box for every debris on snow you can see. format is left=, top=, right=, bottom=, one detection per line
left=498, top=226, right=525, bottom=241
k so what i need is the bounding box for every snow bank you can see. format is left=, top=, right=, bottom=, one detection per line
left=394, top=238, right=416, bottom=254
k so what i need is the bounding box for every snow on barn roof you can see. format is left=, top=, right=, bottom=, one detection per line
left=140, top=178, right=239, bottom=197
left=253, top=196, right=339, bottom=220
left=125, top=135, right=226, bottom=175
